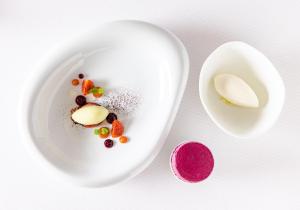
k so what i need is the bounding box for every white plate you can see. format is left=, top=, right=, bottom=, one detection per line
left=19, top=20, right=189, bottom=187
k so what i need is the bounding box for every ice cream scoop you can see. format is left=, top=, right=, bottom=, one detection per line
left=170, top=142, right=214, bottom=183
left=71, top=103, right=109, bottom=127
left=214, top=73, right=259, bottom=108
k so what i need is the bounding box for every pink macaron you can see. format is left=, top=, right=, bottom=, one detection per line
left=170, top=141, right=214, bottom=183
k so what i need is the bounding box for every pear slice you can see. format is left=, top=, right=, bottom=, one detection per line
left=71, top=103, right=109, bottom=127
left=214, top=74, right=259, bottom=108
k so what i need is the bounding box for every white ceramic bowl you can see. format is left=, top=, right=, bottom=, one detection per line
left=19, top=20, right=189, bottom=187
left=199, top=41, right=285, bottom=138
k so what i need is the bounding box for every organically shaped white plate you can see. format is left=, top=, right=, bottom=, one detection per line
left=19, top=20, right=189, bottom=187
left=199, top=41, right=285, bottom=138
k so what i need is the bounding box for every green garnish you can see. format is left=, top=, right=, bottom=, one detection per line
left=98, top=87, right=104, bottom=94
left=89, top=87, right=104, bottom=94
left=221, top=97, right=234, bottom=105
left=100, top=127, right=109, bottom=135
left=88, top=88, right=97, bottom=94
left=94, top=128, right=100, bottom=135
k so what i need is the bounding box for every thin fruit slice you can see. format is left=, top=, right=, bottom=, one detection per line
left=111, top=120, right=124, bottom=138
left=82, top=79, right=94, bottom=95
left=71, top=103, right=109, bottom=127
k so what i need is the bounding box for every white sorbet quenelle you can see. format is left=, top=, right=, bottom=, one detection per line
left=214, top=73, right=259, bottom=108
left=71, top=103, right=109, bottom=126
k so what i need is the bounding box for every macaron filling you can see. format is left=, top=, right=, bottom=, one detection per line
left=171, top=142, right=214, bottom=183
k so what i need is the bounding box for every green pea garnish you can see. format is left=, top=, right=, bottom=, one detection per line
left=98, top=87, right=104, bottom=94
left=100, top=127, right=109, bottom=134
left=94, top=128, right=100, bottom=135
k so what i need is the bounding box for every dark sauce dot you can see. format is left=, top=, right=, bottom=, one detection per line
left=75, top=95, right=86, bottom=106
left=104, top=139, right=114, bottom=148
left=106, top=113, right=118, bottom=124
left=78, top=73, right=84, bottom=79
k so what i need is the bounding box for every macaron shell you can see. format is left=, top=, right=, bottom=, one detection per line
left=171, top=142, right=214, bottom=183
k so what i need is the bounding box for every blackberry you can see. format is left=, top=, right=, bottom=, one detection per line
left=106, top=113, right=117, bottom=124
left=75, top=95, right=86, bottom=106
left=104, top=139, right=114, bottom=148
left=78, top=73, right=84, bottom=79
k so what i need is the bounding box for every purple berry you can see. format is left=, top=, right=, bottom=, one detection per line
left=78, top=73, right=84, bottom=79
left=106, top=113, right=117, bottom=124
left=75, top=95, right=86, bottom=106
left=104, top=139, right=114, bottom=148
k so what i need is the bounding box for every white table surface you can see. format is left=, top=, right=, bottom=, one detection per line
left=2, top=0, right=300, bottom=209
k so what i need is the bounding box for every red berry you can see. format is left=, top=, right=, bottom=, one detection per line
left=75, top=95, right=86, bottom=106
left=82, top=79, right=94, bottom=95
left=72, top=79, right=79, bottom=86
left=119, top=136, right=128, bottom=143
left=104, top=139, right=114, bottom=148
left=78, top=73, right=84, bottom=79
left=106, top=113, right=117, bottom=124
